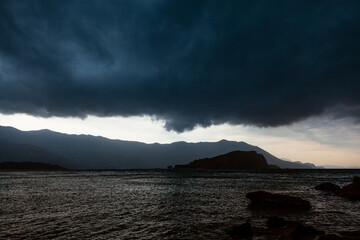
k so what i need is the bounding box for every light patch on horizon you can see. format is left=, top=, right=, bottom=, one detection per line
left=0, top=113, right=359, bottom=167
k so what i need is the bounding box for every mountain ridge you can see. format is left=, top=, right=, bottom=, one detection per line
left=0, top=141, right=68, bottom=165
left=0, top=125, right=312, bottom=169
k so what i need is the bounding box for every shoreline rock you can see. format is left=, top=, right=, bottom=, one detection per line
left=338, top=176, right=360, bottom=200
left=228, top=217, right=360, bottom=240
left=315, top=182, right=340, bottom=192
left=246, top=191, right=311, bottom=210
left=226, top=221, right=252, bottom=239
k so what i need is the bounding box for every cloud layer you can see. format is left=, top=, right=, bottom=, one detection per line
left=0, top=0, right=359, bottom=132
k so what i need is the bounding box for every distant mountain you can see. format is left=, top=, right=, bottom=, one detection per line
left=0, top=141, right=68, bottom=165
left=321, top=165, right=360, bottom=169
left=295, top=161, right=317, bottom=169
left=0, top=125, right=312, bottom=169
left=0, top=161, right=67, bottom=170
left=175, top=151, right=280, bottom=169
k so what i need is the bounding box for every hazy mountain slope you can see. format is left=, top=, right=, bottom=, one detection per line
left=0, top=141, right=68, bottom=165
left=0, top=126, right=311, bottom=169
left=0, top=161, right=67, bottom=170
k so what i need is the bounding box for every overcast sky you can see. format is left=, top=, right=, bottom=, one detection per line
left=0, top=1, right=359, bottom=167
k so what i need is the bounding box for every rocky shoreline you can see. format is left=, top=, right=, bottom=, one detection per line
left=314, top=176, right=360, bottom=200
left=227, top=176, right=360, bottom=239
left=227, top=216, right=360, bottom=240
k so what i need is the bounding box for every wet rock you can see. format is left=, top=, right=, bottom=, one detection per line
left=338, top=176, right=360, bottom=200
left=226, top=221, right=252, bottom=239
left=237, top=215, right=357, bottom=240
left=319, top=231, right=360, bottom=240
left=265, top=216, right=323, bottom=240
left=319, top=233, right=343, bottom=240
left=315, top=182, right=340, bottom=192
left=338, top=230, right=360, bottom=240
left=267, top=216, right=287, bottom=228
left=353, top=176, right=360, bottom=184
left=246, top=191, right=311, bottom=210
left=292, top=223, right=322, bottom=240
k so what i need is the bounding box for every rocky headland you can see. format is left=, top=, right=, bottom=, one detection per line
left=174, top=151, right=279, bottom=169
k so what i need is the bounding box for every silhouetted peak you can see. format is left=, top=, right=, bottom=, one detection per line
left=175, top=150, right=279, bottom=169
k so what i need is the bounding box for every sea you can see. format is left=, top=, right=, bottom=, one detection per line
left=1, top=169, right=360, bottom=239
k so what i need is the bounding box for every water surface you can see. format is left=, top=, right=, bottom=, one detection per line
left=1, top=170, right=360, bottom=239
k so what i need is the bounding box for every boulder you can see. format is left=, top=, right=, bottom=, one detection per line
left=318, top=233, right=343, bottom=240
left=236, top=215, right=357, bottom=240
left=315, top=182, right=340, bottom=192
left=292, top=223, right=321, bottom=240
left=246, top=191, right=311, bottom=210
left=264, top=217, right=323, bottom=239
left=338, top=230, right=360, bottom=240
left=267, top=216, right=287, bottom=228
left=319, top=231, right=360, bottom=240
left=226, top=221, right=252, bottom=239
left=338, top=176, right=360, bottom=200
left=353, top=176, right=360, bottom=184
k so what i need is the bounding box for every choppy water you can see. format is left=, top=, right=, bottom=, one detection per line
left=1, top=170, right=360, bottom=239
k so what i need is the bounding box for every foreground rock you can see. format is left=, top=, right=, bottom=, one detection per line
left=266, top=216, right=287, bottom=228
left=174, top=150, right=280, bottom=169
left=266, top=217, right=322, bottom=240
left=315, top=182, right=340, bottom=192
left=338, top=176, right=360, bottom=200
left=226, top=221, right=252, bottom=239
left=246, top=191, right=311, bottom=210
left=228, top=217, right=322, bottom=240
left=318, top=233, right=343, bottom=240
left=337, top=230, right=360, bottom=240
left=319, top=232, right=360, bottom=240
left=227, top=217, right=360, bottom=240
left=265, top=217, right=360, bottom=240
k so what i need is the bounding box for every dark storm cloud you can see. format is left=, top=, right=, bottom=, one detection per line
left=0, top=0, right=359, bottom=132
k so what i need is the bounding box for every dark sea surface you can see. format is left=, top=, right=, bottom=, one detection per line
left=1, top=169, right=360, bottom=239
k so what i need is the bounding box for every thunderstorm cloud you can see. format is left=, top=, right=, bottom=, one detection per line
left=0, top=0, right=359, bottom=132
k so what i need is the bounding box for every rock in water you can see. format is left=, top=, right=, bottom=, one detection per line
left=267, top=216, right=287, bottom=228
left=338, top=176, right=360, bottom=200
left=338, top=230, right=360, bottom=239
left=226, top=221, right=252, bottom=239
left=353, top=176, right=360, bottom=184
left=292, top=223, right=321, bottom=240
left=315, top=182, right=340, bottom=192
left=318, top=233, right=344, bottom=240
left=246, top=191, right=311, bottom=210
left=263, top=217, right=323, bottom=239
